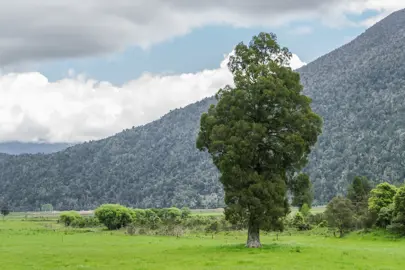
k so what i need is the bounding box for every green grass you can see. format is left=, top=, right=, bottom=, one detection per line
left=1, top=218, right=405, bottom=269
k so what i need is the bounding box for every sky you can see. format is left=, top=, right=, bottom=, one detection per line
left=0, top=0, right=404, bottom=143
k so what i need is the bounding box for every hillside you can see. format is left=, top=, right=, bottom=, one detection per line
left=2, top=9, right=405, bottom=210
left=299, top=8, right=405, bottom=202
left=0, top=98, right=222, bottom=211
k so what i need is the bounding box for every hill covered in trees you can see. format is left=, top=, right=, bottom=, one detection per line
left=1, top=9, right=405, bottom=210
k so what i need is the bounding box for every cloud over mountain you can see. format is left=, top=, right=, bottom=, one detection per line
left=0, top=51, right=305, bottom=143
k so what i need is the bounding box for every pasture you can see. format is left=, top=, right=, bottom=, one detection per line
left=1, top=211, right=404, bottom=270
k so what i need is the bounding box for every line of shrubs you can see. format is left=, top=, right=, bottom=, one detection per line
left=58, top=204, right=240, bottom=236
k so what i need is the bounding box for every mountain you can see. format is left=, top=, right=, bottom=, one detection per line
left=0, top=98, right=222, bottom=211
left=299, top=8, right=405, bottom=202
left=0, top=142, right=72, bottom=155
left=2, top=9, right=405, bottom=210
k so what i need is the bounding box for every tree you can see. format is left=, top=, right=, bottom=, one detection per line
left=389, top=186, right=405, bottom=233
left=59, top=211, right=82, bottom=226
left=325, top=196, right=355, bottom=237
left=300, top=203, right=311, bottom=218
left=0, top=202, right=10, bottom=220
left=347, top=176, right=371, bottom=213
left=368, top=182, right=397, bottom=213
left=94, top=204, right=134, bottom=230
left=41, top=204, right=54, bottom=212
left=196, top=32, right=323, bottom=248
left=291, top=173, right=314, bottom=210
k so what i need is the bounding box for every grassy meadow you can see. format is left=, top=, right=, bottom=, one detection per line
left=1, top=208, right=405, bottom=270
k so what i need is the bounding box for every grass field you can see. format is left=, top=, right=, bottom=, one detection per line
left=1, top=215, right=405, bottom=270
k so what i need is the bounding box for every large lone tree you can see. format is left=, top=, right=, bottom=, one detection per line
left=196, top=32, right=322, bottom=248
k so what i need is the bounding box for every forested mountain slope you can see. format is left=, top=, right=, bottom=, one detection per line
left=0, top=98, right=222, bottom=210
left=299, top=8, right=405, bottom=202
left=1, top=9, right=405, bottom=210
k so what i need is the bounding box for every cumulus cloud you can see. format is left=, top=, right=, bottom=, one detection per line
left=0, top=0, right=402, bottom=66
left=0, top=52, right=305, bottom=143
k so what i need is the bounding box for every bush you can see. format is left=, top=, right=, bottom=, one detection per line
left=307, top=213, right=326, bottom=226
left=181, top=207, right=192, bottom=219
left=94, top=204, right=134, bottom=230
left=160, top=207, right=182, bottom=225
left=300, top=203, right=311, bottom=217
left=138, top=209, right=160, bottom=229
left=132, top=209, right=147, bottom=226
left=59, top=211, right=81, bottom=226
left=289, top=212, right=310, bottom=231
left=70, top=216, right=100, bottom=228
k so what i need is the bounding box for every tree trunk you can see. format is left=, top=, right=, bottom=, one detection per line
left=246, top=222, right=261, bottom=248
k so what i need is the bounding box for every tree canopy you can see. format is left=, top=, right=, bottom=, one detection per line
left=196, top=32, right=322, bottom=248
left=291, top=173, right=314, bottom=210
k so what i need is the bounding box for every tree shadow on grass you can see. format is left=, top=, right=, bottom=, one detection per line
left=211, top=243, right=303, bottom=254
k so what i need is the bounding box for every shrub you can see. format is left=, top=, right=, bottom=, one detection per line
left=307, top=213, right=326, bottom=226
left=142, top=209, right=161, bottom=229
left=205, top=220, right=221, bottom=234
left=70, top=216, right=100, bottom=228
left=59, top=211, right=81, bottom=226
left=94, top=204, right=134, bottom=230
left=181, top=207, right=192, bottom=219
left=132, top=209, right=147, bottom=226
left=300, top=203, right=311, bottom=218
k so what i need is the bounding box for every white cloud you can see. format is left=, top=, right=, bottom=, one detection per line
left=289, top=26, right=313, bottom=35
left=0, top=0, right=402, bottom=66
left=0, top=52, right=305, bottom=143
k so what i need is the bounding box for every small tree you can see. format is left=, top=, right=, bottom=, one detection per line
left=389, top=186, right=405, bottom=234
left=94, top=204, right=134, bottom=230
left=0, top=203, right=10, bottom=220
left=41, top=204, right=54, bottom=212
left=59, top=211, right=82, bottom=226
left=196, top=32, right=322, bottom=248
left=300, top=203, right=311, bottom=218
left=291, top=173, right=314, bottom=210
left=347, top=176, right=371, bottom=213
left=376, top=204, right=394, bottom=229
left=325, top=196, right=355, bottom=237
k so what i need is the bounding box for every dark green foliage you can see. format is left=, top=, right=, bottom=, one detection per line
left=325, top=196, right=355, bottom=237
left=347, top=176, right=371, bottom=212
left=94, top=204, right=134, bottom=230
left=376, top=204, right=394, bottom=229
left=0, top=202, right=10, bottom=219
left=389, top=186, right=405, bottom=234
left=291, top=173, right=314, bottom=210
left=196, top=32, right=322, bottom=247
left=59, top=211, right=82, bottom=226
